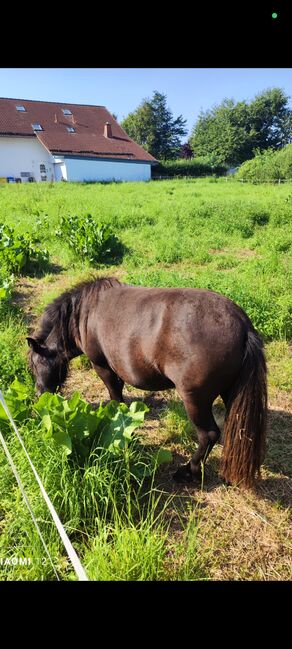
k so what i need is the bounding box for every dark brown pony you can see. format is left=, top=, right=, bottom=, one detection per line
left=27, top=277, right=267, bottom=488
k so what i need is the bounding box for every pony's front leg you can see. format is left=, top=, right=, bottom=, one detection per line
left=91, top=363, right=124, bottom=402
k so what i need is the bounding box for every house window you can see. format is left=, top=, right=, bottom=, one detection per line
left=66, top=126, right=75, bottom=133
left=16, top=105, right=26, bottom=112
left=32, top=123, right=43, bottom=131
left=40, top=164, right=46, bottom=173
left=62, top=109, right=72, bottom=115
left=20, top=172, right=32, bottom=178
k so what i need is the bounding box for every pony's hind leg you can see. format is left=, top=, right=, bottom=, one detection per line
left=91, top=363, right=124, bottom=402
left=173, top=391, right=221, bottom=483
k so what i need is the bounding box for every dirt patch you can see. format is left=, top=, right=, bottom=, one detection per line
left=209, top=248, right=257, bottom=259
left=235, top=248, right=257, bottom=259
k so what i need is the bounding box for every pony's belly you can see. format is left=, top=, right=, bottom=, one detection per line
left=116, top=367, right=175, bottom=391
left=128, top=376, right=175, bottom=391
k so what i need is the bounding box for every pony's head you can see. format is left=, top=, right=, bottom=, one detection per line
left=27, top=337, right=68, bottom=394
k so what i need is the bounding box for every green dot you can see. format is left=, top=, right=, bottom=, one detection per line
left=272, top=12, right=278, bottom=18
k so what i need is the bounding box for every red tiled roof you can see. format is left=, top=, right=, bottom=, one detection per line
left=0, top=98, right=157, bottom=163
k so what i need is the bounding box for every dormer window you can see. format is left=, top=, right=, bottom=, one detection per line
left=32, top=124, right=43, bottom=131
left=67, top=126, right=75, bottom=133
left=16, top=105, right=26, bottom=112
left=62, top=109, right=72, bottom=115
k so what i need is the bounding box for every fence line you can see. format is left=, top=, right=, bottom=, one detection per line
left=152, top=174, right=292, bottom=183
left=0, top=426, right=60, bottom=579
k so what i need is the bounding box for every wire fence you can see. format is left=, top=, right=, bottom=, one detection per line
left=152, top=174, right=292, bottom=184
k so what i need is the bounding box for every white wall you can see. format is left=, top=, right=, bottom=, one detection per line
left=0, top=137, right=54, bottom=182
left=0, top=138, right=152, bottom=182
left=64, top=157, right=151, bottom=182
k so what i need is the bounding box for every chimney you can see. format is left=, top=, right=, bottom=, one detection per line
left=104, top=122, right=112, bottom=138
left=54, top=114, right=58, bottom=123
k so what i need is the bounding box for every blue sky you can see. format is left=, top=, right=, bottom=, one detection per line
left=1, top=68, right=292, bottom=139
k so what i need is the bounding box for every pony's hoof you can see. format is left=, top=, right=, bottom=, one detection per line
left=173, top=463, right=196, bottom=484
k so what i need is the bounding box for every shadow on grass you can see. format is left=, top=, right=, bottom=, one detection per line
left=24, top=259, right=64, bottom=277
left=134, top=397, right=292, bottom=510
left=97, top=240, right=130, bottom=267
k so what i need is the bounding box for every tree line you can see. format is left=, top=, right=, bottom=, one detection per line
left=119, top=89, right=292, bottom=166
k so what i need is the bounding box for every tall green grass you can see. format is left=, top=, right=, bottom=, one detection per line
left=1, top=179, right=290, bottom=339
left=0, top=416, right=206, bottom=580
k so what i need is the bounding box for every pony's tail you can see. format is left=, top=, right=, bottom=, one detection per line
left=219, top=329, right=267, bottom=489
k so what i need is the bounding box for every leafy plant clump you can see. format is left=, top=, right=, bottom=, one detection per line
left=56, top=214, right=123, bottom=265
left=0, top=379, right=32, bottom=425
left=34, top=391, right=171, bottom=479
left=0, top=381, right=172, bottom=481
left=0, top=223, right=49, bottom=274
left=236, top=144, right=292, bottom=183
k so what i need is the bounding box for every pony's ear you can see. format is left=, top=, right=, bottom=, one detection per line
left=26, top=337, right=44, bottom=354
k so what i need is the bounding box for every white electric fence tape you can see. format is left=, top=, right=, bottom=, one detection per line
left=0, top=390, right=88, bottom=581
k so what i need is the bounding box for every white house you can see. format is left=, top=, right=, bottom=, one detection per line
left=0, top=98, right=157, bottom=183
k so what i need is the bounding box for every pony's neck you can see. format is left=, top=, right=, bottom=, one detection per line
left=45, top=302, right=82, bottom=361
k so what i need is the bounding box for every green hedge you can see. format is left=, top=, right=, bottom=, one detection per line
left=152, top=157, right=227, bottom=178
left=236, top=144, right=292, bottom=182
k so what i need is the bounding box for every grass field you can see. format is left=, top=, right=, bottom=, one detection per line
left=0, top=178, right=291, bottom=581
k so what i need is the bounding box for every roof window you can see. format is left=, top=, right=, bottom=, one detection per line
left=62, top=109, right=72, bottom=115
left=16, top=105, right=26, bottom=112
left=31, top=124, right=43, bottom=131
left=66, top=126, right=76, bottom=133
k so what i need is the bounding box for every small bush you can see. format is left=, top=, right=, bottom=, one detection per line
left=56, top=214, right=124, bottom=265
left=236, top=144, right=292, bottom=183
left=0, top=223, right=49, bottom=274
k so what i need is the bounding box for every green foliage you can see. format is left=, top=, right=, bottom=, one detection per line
left=33, top=390, right=171, bottom=478
left=0, top=270, right=14, bottom=304
left=0, top=316, right=35, bottom=392
left=161, top=398, right=194, bottom=447
left=121, top=91, right=187, bottom=160
left=0, top=179, right=291, bottom=344
left=0, top=339, right=31, bottom=392
left=55, top=213, right=123, bottom=265
left=0, top=378, right=32, bottom=425
left=0, top=223, right=49, bottom=274
left=190, top=88, right=292, bottom=165
left=237, top=144, right=292, bottom=182
left=153, top=156, right=227, bottom=177
left=265, top=341, right=292, bottom=391
left=84, top=523, right=168, bottom=581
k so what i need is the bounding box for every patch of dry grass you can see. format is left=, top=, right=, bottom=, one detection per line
left=195, top=487, right=291, bottom=580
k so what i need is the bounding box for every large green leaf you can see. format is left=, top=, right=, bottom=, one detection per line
left=52, top=427, right=72, bottom=454
left=98, top=401, right=148, bottom=453
left=0, top=379, right=30, bottom=423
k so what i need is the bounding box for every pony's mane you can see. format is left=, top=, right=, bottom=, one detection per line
left=33, top=276, right=120, bottom=354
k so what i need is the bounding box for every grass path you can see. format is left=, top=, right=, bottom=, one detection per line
left=13, top=267, right=292, bottom=581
